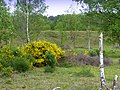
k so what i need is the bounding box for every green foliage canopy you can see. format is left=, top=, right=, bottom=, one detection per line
left=0, top=0, right=14, bottom=43
left=15, top=0, right=47, bottom=14
left=55, top=14, right=85, bottom=31
left=73, top=0, right=120, bottom=45
left=29, top=14, right=50, bottom=40
left=11, top=0, right=48, bottom=43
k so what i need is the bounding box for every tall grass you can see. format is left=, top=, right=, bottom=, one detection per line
left=0, top=65, right=120, bottom=90
left=2, top=31, right=100, bottom=48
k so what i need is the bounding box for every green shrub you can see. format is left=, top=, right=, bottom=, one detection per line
left=22, top=53, right=36, bottom=68
left=0, top=46, right=22, bottom=68
left=0, top=46, right=22, bottom=61
left=10, top=46, right=22, bottom=57
left=0, top=66, right=13, bottom=77
left=0, top=63, right=3, bottom=70
left=0, top=46, right=34, bottom=73
left=45, top=51, right=56, bottom=68
left=0, top=49, right=14, bottom=64
left=93, top=49, right=106, bottom=57
left=11, top=57, right=30, bottom=72
left=0, top=59, right=11, bottom=68
left=89, top=50, right=98, bottom=57
left=23, top=54, right=36, bottom=63
left=44, top=51, right=56, bottom=73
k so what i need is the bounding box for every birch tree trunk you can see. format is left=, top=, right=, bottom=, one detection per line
left=99, top=33, right=106, bottom=89
left=26, top=0, right=30, bottom=43
left=113, top=75, right=118, bottom=90
left=88, top=29, right=90, bottom=51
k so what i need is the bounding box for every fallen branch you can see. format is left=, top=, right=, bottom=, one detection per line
left=53, top=87, right=60, bottom=90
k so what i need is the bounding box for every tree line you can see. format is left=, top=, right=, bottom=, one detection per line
left=73, top=0, right=120, bottom=47
left=0, top=0, right=120, bottom=47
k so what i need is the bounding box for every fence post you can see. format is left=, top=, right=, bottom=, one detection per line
left=99, top=33, right=106, bottom=89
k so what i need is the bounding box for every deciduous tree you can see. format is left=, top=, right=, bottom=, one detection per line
left=73, top=0, right=120, bottom=46
left=0, top=0, right=14, bottom=46
left=10, top=0, right=47, bottom=43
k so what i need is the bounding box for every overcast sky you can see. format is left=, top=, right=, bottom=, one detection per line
left=5, top=0, right=81, bottom=16
left=44, top=0, right=80, bottom=16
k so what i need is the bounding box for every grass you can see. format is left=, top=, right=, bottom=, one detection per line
left=104, top=48, right=120, bottom=58
left=103, top=47, right=120, bottom=64
left=6, top=31, right=100, bottom=48
left=0, top=65, right=120, bottom=90
left=112, top=58, right=119, bottom=64
left=1, top=31, right=120, bottom=89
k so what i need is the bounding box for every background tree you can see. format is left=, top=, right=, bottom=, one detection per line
left=55, top=14, right=84, bottom=48
left=11, top=0, right=47, bottom=43
left=55, top=14, right=84, bottom=31
left=13, top=10, right=27, bottom=46
left=82, top=12, right=101, bottom=51
left=0, top=0, right=14, bottom=47
left=29, top=14, right=50, bottom=41
left=47, top=16, right=59, bottom=30
left=73, top=0, right=120, bottom=47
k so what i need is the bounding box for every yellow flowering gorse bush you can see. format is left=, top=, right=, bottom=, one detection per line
left=0, top=47, right=17, bottom=62
left=23, top=40, right=65, bottom=65
left=84, top=50, right=89, bottom=55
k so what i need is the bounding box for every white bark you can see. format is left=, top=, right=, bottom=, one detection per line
left=53, top=87, right=60, bottom=90
left=26, top=0, right=30, bottom=43
left=99, top=33, right=106, bottom=88
left=113, top=75, right=118, bottom=90
left=88, top=30, right=90, bottom=51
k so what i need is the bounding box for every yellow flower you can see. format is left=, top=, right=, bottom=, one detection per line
left=84, top=50, right=89, bottom=55
left=37, top=59, right=44, bottom=64
left=23, top=40, right=65, bottom=66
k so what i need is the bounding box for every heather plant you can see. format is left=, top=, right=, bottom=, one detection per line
left=58, top=51, right=113, bottom=67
